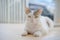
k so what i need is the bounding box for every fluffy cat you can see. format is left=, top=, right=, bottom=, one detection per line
left=22, top=8, right=54, bottom=37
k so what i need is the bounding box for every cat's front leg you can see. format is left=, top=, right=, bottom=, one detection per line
left=33, top=31, right=42, bottom=37
left=22, top=31, right=28, bottom=36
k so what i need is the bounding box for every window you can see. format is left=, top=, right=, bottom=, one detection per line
left=26, top=0, right=55, bottom=20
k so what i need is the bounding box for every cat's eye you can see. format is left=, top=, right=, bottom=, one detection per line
left=28, top=16, right=31, bottom=18
left=35, top=16, right=38, bottom=18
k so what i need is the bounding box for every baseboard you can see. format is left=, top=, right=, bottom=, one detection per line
left=54, top=23, right=60, bottom=27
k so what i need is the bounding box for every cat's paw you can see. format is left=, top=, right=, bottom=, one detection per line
left=33, top=31, right=42, bottom=37
left=22, top=31, right=28, bottom=36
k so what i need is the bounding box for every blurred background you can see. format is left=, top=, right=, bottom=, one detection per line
left=0, top=0, right=60, bottom=25
left=0, top=0, right=55, bottom=23
left=0, top=0, right=25, bottom=23
left=27, top=0, right=55, bottom=20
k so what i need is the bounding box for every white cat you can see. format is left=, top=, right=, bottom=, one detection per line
left=22, top=8, right=54, bottom=37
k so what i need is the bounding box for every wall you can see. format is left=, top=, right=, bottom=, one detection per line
left=55, top=0, right=60, bottom=25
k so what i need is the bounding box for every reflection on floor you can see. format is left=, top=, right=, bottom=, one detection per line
left=0, top=24, right=60, bottom=40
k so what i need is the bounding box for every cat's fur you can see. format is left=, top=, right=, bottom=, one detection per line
left=22, top=8, right=54, bottom=37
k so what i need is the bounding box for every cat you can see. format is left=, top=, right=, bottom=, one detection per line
left=22, top=8, right=54, bottom=37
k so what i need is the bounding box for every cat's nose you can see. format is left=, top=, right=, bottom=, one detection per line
left=31, top=18, right=34, bottom=22
left=31, top=19, right=33, bottom=22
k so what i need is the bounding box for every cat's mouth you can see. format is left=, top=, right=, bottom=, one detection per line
left=30, top=19, right=37, bottom=23
left=31, top=19, right=34, bottom=23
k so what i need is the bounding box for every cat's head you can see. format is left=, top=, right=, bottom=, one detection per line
left=25, top=7, right=42, bottom=18
left=25, top=7, right=43, bottom=22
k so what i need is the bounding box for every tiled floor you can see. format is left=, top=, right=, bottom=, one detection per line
left=0, top=24, right=60, bottom=40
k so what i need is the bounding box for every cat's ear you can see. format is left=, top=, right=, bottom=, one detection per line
left=25, top=7, right=30, bottom=14
left=37, top=9, right=42, bottom=14
left=34, top=9, right=42, bottom=16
